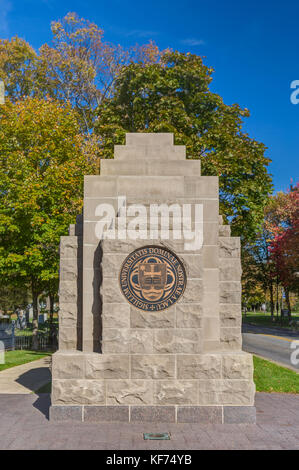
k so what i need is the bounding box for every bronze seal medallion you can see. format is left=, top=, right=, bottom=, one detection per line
left=119, top=246, right=186, bottom=311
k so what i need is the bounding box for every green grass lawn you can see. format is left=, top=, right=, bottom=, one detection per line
left=243, top=311, right=299, bottom=329
left=0, top=350, right=51, bottom=372
left=253, top=355, right=299, bottom=393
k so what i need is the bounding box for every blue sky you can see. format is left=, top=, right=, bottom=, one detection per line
left=1, top=0, right=299, bottom=192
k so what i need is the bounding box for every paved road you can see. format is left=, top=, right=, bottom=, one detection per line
left=242, top=323, right=299, bottom=371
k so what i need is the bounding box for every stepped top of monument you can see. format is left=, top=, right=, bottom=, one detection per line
left=113, top=132, right=186, bottom=162
left=125, top=133, right=173, bottom=146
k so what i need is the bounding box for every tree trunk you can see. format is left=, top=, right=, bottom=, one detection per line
left=49, top=294, right=55, bottom=346
left=285, top=287, right=292, bottom=319
left=269, top=281, right=274, bottom=319
left=32, top=289, right=39, bottom=351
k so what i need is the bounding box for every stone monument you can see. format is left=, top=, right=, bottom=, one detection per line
left=50, top=133, right=256, bottom=423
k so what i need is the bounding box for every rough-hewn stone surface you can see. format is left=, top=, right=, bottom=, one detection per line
left=154, top=380, right=198, bottom=405
left=54, top=132, right=255, bottom=420
left=106, top=380, right=153, bottom=405
left=52, top=379, right=105, bottom=405
left=131, top=355, right=175, bottom=379
left=177, top=355, right=222, bottom=379
left=153, top=329, right=202, bottom=354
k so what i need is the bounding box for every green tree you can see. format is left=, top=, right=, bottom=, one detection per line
left=0, top=97, right=98, bottom=348
left=95, top=51, right=273, bottom=238
left=0, top=36, right=39, bottom=100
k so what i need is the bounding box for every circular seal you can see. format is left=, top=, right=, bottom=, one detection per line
left=119, top=246, right=187, bottom=311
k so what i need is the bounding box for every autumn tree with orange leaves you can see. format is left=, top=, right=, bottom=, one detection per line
left=267, top=184, right=299, bottom=315
left=0, top=12, right=161, bottom=131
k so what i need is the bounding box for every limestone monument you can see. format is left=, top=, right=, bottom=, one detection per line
left=50, top=133, right=256, bottom=423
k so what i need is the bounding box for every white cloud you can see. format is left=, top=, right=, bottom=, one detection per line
left=0, top=0, right=12, bottom=35
left=124, top=29, right=159, bottom=39
left=180, top=38, right=205, bottom=46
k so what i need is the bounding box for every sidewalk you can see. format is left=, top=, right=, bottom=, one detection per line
left=0, top=392, right=298, bottom=449
left=0, top=357, right=51, bottom=394
left=0, top=357, right=298, bottom=449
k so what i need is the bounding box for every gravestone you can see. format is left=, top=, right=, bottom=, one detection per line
left=50, top=133, right=256, bottom=424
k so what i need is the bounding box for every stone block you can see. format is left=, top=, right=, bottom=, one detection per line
left=184, top=176, right=219, bottom=198
left=52, top=352, right=85, bottom=379
left=60, top=265, right=78, bottom=282
left=223, top=406, right=256, bottom=424
left=101, top=278, right=125, bottom=304
left=177, top=406, right=222, bottom=424
left=198, top=379, right=255, bottom=406
left=85, top=354, right=129, bottom=379
left=59, top=280, right=78, bottom=304
left=117, top=176, right=184, bottom=198
left=101, top=159, right=201, bottom=176
left=126, top=133, right=173, bottom=146
left=219, top=237, right=240, bottom=258
left=102, top=253, right=126, bottom=278
left=52, top=379, right=105, bottom=405
left=220, top=327, right=242, bottom=350
left=180, top=279, right=202, bottom=303
left=130, top=306, right=175, bottom=328
left=49, top=405, right=82, bottom=422
left=203, top=222, right=219, bottom=245
left=219, top=225, right=231, bottom=237
left=176, top=304, right=202, bottom=328
left=177, top=354, right=221, bottom=379
left=202, top=317, right=220, bottom=341
left=203, top=269, right=219, bottom=291
left=220, top=291, right=241, bottom=304
left=154, top=329, right=202, bottom=354
left=84, top=406, right=129, bottom=422
left=203, top=246, right=219, bottom=269
left=222, top=353, right=253, bottom=379
left=60, top=236, right=78, bottom=259
left=101, top=239, right=145, bottom=254
left=114, top=144, right=186, bottom=161
left=84, top=175, right=117, bottom=198
left=131, top=355, right=175, bottom=379
left=219, top=304, right=241, bottom=327
left=106, top=380, right=153, bottom=405
left=202, top=291, right=219, bottom=316
left=130, top=406, right=175, bottom=423
left=58, top=327, right=77, bottom=350
left=181, top=254, right=203, bottom=278
left=59, top=303, right=77, bottom=328
left=154, top=380, right=198, bottom=405
left=129, top=329, right=154, bottom=354
left=102, top=303, right=130, bottom=329
left=83, top=197, right=119, bottom=222
left=221, top=380, right=255, bottom=406
left=101, top=329, right=130, bottom=353
left=202, top=340, right=222, bottom=353
left=220, top=281, right=241, bottom=294
left=220, top=259, right=242, bottom=281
